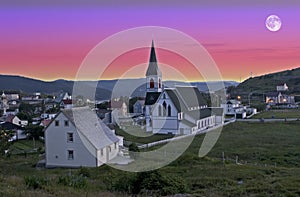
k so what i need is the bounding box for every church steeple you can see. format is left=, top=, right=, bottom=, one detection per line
left=146, top=40, right=161, bottom=76
left=145, top=40, right=162, bottom=93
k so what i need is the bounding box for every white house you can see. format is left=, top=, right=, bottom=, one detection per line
left=266, top=92, right=295, bottom=105
left=276, top=83, right=288, bottom=92
left=45, top=107, right=120, bottom=168
left=5, top=114, right=28, bottom=127
left=221, top=99, right=242, bottom=115
left=60, top=99, right=73, bottom=109
left=144, top=40, right=224, bottom=135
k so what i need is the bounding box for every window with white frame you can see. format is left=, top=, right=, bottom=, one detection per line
left=64, top=120, right=69, bottom=127
left=67, top=133, right=73, bottom=142
left=68, top=150, right=74, bottom=160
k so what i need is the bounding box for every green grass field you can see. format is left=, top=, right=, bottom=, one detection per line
left=252, top=109, right=300, bottom=119
left=115, top=125, right=174, bottom=144
left=1, top=122, right=300, bottom=196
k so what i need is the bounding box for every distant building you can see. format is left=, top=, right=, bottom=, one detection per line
left=1, top=92, right=9, bottom=115
left=266, top=92, right=295, bottom=105
left=5, top=114, right=28, bottom=127
left=0, top=122, right=26, bottom=141
left=266, top=84, right=295, bottom=106
left=276, top=83, right=288, bottom=92
left=6, top=94, right=20, bottom=101
left=60, top=99, right=73, bottom=109
left=133, top=100, right=145, bottom=114
left=220, top=99, right=256, bottom=119
left=45, top=107, right=120, bottom=168
left=221, top=99, right=242, bottom=115
left=109, top=99, right=129, bottom=124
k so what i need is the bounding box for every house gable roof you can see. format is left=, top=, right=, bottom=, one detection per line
left=57, top=107, right=119, bottom=149
left=227, top=100, right=240, bottom=105
left=0, top=122, right=23, bottom=130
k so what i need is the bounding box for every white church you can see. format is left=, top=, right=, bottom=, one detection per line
left=144, top=41, right=224, bottom=135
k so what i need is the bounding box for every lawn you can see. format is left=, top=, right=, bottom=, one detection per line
left=1, top=122, right=300, bottom=196
left=9, top=139, right=44, bottom=155
left=251, top=109, right=300, bottom=119
left=115, top=125, right=174, bottom=145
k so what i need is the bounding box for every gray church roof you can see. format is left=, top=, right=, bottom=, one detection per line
left=164, top=87, right=223, bottom=119
left=145, top=92, right=161, bottom=105
left=146, top=40, right=161, bottom=76
left=188, top=107, right=224, bottom=120
left=175, top=86, right=207, bottom=109
left=164, top=86, right=207, bottom=111
left=61, top=107, right=119, bottom=149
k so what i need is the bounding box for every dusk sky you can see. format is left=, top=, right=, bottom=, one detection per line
left=1, top=0, right=300, bottom=82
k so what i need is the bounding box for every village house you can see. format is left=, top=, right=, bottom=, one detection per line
left=60, top=99, right=73, bottom=109
left=45, top=107, right=120, bottom=168
left=5, top=114, right=28, bottom=127
left=133, top=99, right=145, bottom=114
left=276, top=83, right=288, bottom=92
left=266, top=83, right=295, bottom=106
left=0, top=122, right=26, bottom=141
left=144, top=41, right=224, bottom=135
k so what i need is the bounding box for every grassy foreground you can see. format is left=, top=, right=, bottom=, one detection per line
left=1, top=121, right=300, bottom=196
left=252, top=109, right=300, bottom=119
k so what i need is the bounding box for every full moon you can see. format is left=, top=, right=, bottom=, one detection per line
left=265, top=15, right=282, bottom=32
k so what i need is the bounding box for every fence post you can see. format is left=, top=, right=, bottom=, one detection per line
left=222, top=152, right=225, bottom=164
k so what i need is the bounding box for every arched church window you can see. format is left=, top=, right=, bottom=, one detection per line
left=158, top=105, right=162, bottom=116
left=163, top=101, right=167, bottom=116
left=168, top=105, right=171, bottom=117
left=159, top=78, right=161, bottom=88
left=150, top=78, right=154, bottom=88
left=163, top=94, right=166, bottom=99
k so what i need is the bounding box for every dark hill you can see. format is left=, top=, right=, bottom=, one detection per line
left=0, top=74, right=238, bottom=100
left=229, top=67, right=300, bottom=101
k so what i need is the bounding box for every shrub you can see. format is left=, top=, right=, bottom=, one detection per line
left=57, top=174, right=87, bottom=189
left=112, top=171, right=187, bottom=195
left=77, top=167, right=90, bottom=178
left=24, top=176, right=49, bottom=189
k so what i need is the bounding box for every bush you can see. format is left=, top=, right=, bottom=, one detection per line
left=112, top=171, right=187, bottom=195
left=77, top=167, right=90, bottom=178
left=128, top=143, right=140, bottom=159
left=24, top=176, right=49, bottom=189
left=57, top=174, right=87, bottom=189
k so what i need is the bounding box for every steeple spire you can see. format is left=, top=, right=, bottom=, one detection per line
left=146, top=40, right=161, bottom=76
